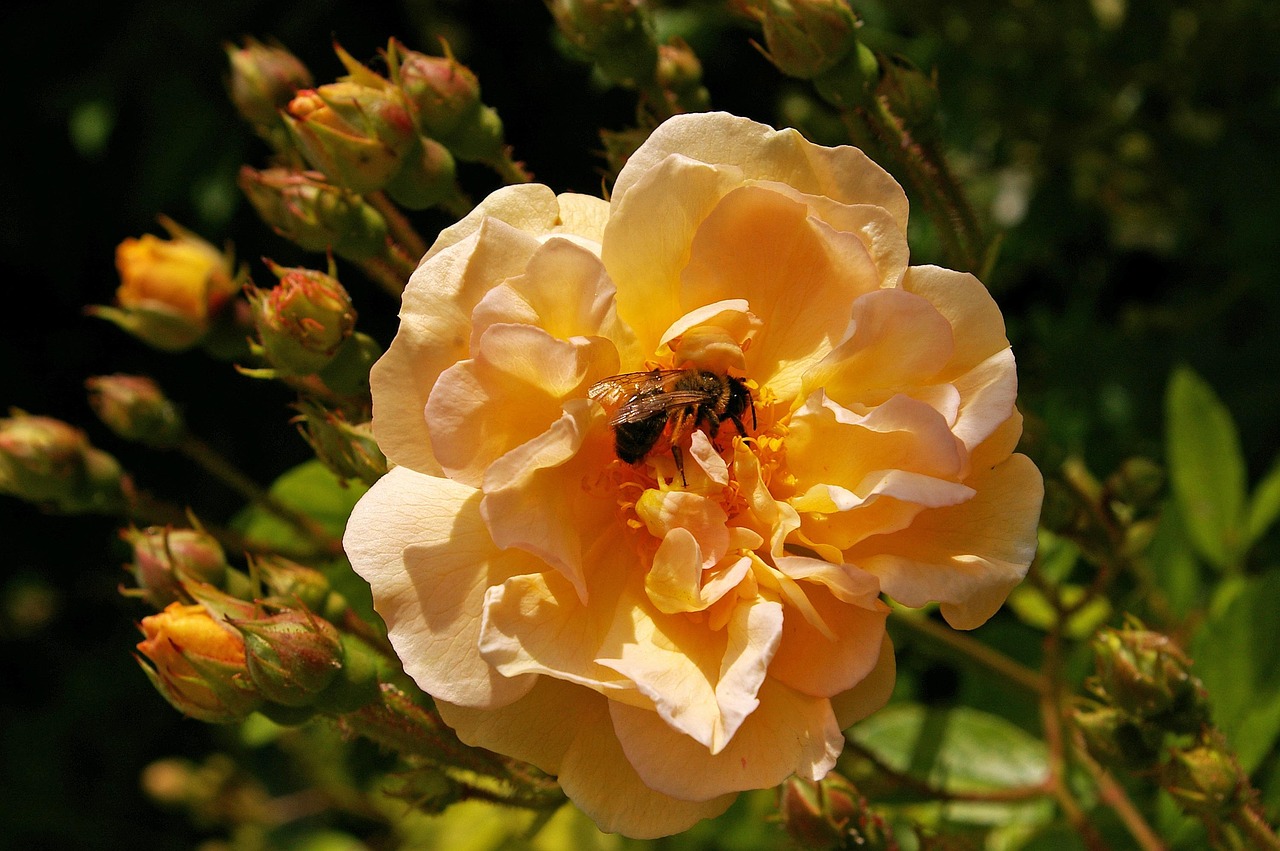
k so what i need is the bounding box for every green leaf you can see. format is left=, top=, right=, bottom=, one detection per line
left=848, top=703, right=1051, bottom=828
left=1247, top=455, right=1280, bottom=548
left=232, top=459, right=369, bottom=549
left=1164, top=366, right=1247, bottom=571
left=1190, top=569, right=1280, bottom=773
left=1145, top=498, right=1204, bottom=621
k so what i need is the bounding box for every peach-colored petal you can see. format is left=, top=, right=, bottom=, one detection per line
left=372, top=219, right=543, bottom=474
left=850, top=453, right=1044, bottom=628
left=636, top=489, right=730, bottom=569
left=830, top=634, right=897, bottom=729
left=423, top=184, right=607, bottom=264
left=680, top=186, right=881, bottom=401
left=610, top=676, right=843, bottom=801
left=901, top=265, right=1010, bottom=374
left=427, top=328, right=618, bottom=487
left=480, top=400, right=616, bottom=601
left=611, top=112, right=908, bottom=232
left=949, top=347, right=1018, bottom=454
left=342, top=466, right=538, bottom=708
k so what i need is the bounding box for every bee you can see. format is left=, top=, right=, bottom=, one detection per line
left=588, top=368, right=757, bottom=485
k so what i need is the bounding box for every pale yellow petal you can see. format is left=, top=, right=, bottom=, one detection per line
left=850, top=454, right=1044, bottom=628
left=609, top=676, right=843, bottom=800
left=902, top=265, right=1010, bottom=375
left=342, top=466, right=538, bottom=708
left=423, top=184, right=583, bottom=263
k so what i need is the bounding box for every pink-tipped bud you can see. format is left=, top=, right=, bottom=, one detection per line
left=293, top=400, right=386, bottom=486
left=752, top=0, right=860, bottom=80
left=778, top=773, right=890, bottom=850
left=232, top=609, right=343, bottom=708
left=656, top=39, right=710, bottom=112
left=237, top=167, right=389, bottom=260
left=394, top=40, right=484, bottom=139
left=385, top=134, right=461, bottom=211
left=0, top=413, right=132, bottom=514
left=122, top=525, right=229, bottom=608
left=85, top=374, right=186, bottom=448
left=247, top=263, right=356, bottom=376
left=92, top=218, right=240, bottom=352
left=225, top=37, right=313, bottom=134
left=136, top=602, right=261, bottom=723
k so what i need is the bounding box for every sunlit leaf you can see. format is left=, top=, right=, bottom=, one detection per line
left=1164, top=366, right=1247, bottom=571
left=1191, top=569, right=1280, bottom=773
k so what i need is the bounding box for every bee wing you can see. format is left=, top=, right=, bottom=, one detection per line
left=610, top=390, right=712, bottom=425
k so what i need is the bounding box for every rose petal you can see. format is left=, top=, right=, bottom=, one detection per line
left=342, top=466, right=538, bottom=708
left=902, top=265, right=1010, bottom=375
left=609, top=676, right=843, bottom=801
left=423, top=184, right=607, bottom=264
left=830, top=634, right=897, bottom=728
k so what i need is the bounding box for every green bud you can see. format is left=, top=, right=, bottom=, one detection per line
left=753, top=0, right=860, bottom=80
left=318, top=331, right=382, bottom=401
left=1163, top=741, right=1245, bottom=818
left=656, top=39, right=710, bottom=112
left=293, top=400, right=387, bottom=486
left=247, top=262, right=356, bottom=376
left=284, top=80, right=416, bottom=194
left=252, top=555, right=348, bottom=623
left=1092, top=625, right=1205, bottom=724
left=0, top=413, right=132, bottom=514
left=778, top=773, right=890, bottom=850
left=811, top=40, right=879, bottom=110
left=547, top=0, right=659, bottom=88
left=233, top=609, right=343, bottom=708
left=876, top=55, right=941, bottom=142
left=225, top=37, right=313, bottom=139
left=1075, top=704, right=1162, bottom=771
left=238, top=167, right=389, bottom=261
left=86, top=374, right=186, bottom=448
left=123, top=525, right=229, bottom=608
left=1107, top=456, right=1165, bottom=514
left=393, top=39, right=484, bottom=140
left=315, top=633, right=382, bottom=713
left=385, top=134, right=462, bottom=211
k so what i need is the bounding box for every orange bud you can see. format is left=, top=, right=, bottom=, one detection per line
left=284, top=80, right=416, bottom=193
left=136, top=603, right=261, bottom=722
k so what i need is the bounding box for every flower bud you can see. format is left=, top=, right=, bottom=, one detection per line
left=252, top=555, right=348, bottom=623
left=317, top=331, right=382, bottom=401
left=752, top=0, right=860, bottom=80
left=656, top=39, right=710, bottom=112
left=875, top=55, right=941, bottom=143
left=284, top=72, right=416, bottom=194
left=225, top=37, right=313, bottom=140
left=122, top=525, right=229, bottom=608
left=238, top=167, right=389, bottom=260
left=1091, top=625, right=1205, bottom=725
left=384, top=134, right=462, bottom=211
left=293, top=400, right=387, bottom=486
left=1074, top=704, right=1162, bottom=771
left=548, top=0, right=659, bottom=88
left=231, top=609, right=343, bottom=707
left=1106, top=456, right=1165, bottom=515
left=92, top=218, right=239, bottom=352
left=778, top=773, right=889, bottom=850
left=85, top=374, right=186, bottom=448
left=0, top=413, right=132, bottom=514
left=393, top=40, right=484, bottom=140
left=247, top=262, right=356, bottom=376
left=811, top=40, right=879, bottom=110
left=1163, top=741, right=1246, bottom=818
left=136, top=602, right=261, bottom=723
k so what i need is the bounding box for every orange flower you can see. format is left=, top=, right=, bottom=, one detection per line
left=344, top=112, right=1042, bottom=836
left=136, top=602, right=260, bottom=723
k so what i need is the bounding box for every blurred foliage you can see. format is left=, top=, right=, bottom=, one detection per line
left=2, top=0, right=1279, bottom=848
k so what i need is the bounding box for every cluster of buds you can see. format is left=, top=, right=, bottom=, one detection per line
left=1043, top=455, right=1164, bottom=570
left=1075, top=622, right=1251, bottom=822
left=131, top=540, right=385, bottom=726
left=777, top=772, right=896, bottom=850
left=0, top=412, right=132, bottom=515
left=91, top=218, right=247, bottom=353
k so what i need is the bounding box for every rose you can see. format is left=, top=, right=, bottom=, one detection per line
left=344, top=111, right=1043, bottom=837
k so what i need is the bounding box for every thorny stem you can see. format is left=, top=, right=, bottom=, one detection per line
left=175, top=435, right=343, bottom=558
left=1231, top=805, right=1280, bottom=850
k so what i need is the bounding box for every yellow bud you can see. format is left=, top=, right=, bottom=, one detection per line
left=136, top=603, right=261, bottom=722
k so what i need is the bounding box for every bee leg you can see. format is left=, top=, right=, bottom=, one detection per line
left=728, top=413, right=747, bottom=436
left=671, top=444, right=688, bottom=487
left=704, top=412, right=724, bottom=451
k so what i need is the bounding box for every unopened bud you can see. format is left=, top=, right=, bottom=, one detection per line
left=248, top=263, right=356, bottom=376
left=252, top=555, right=348, bottom=623
left=238, top=167, right=389, bottom=260
left=0, top=413, right=131, bottom=514
left=232, top=609, right=343, bottom=707
left=875, top=55, right=941, bottom=142
left=752, top=0, right=860, bottom=80
left=136, top=602, right=261, bottom=722
left=778, top=773, right=890, bottom=850
left=394, top=39, right=484, bottom=140
left=1075, top=704, right=1161, bottom=771
left=284, top=77, right=416, bottom=193
left=656, top=39, right=710, bottom=112
left=1091, top=625, right=1205, bottom=726
left=1107, top=457, right=1165, bottom=514
left=225, top=38, right=313, bottom=139
left=317, top=331, right=381, bottom=401
left=385, top=134, right=462, bottom=211
left=86, top=374, right=186, bottom=448
left=293, top=400, right=387, bottom=486
left=92, top=218, right=240, bottom=352
left=1164, top=742, right=1245, bottom=818
left=123, top=525, right=229, bottom=608
left=548, top=0, right=659, bottom=89
left=811, top=40, right=879, bottom=110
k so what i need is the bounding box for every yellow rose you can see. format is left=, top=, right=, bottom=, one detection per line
left=136, top=602, right=260, bottom=723
left=109, top=218, right=237, bottom=350
left=343, top=112, right=1043, bottom=837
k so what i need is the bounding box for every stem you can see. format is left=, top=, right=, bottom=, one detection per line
left=888, top=610, right=1047, bottom=696
left=175, top=435, right=343, bottom=558
left=1231, top=806, right=1280, bottom=850
left=368, top=191, right=428, bottom=259
left=354, top=256, right=409, bottom=299
left=486, top=148, right=534, bottom=185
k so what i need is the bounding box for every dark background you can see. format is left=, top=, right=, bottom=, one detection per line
left=2, top=0, right=1278, bottom=848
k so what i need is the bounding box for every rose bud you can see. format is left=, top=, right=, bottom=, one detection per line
left=247, top=262, right=356, bottom=376
left=237, top=167, right=389, bottom=260
left=225, top=37, right=313, bottom=142
left=136, top=602, right=262, bottom=723
left=231, top=609, right=343, bottom=708
left=91, top=218, right=240, bottom=352
left=547, top=0, right=659, bottom=88
left=393, top=39, right=484, bottom=140
left=1163, top=740, right=1246, bottom=818
left=752, top=0, right=861, bottom=80
left=0, top=413, right=132, bottom=514
left=122, top=525, right=229, bottom=608
left=292, top=400, right=387, bottom=487
left=1074, top=704, right=1162, bottom=771
left=85, top=374, right=186, bottom=449
left=251, top=554, right=348, bottom=623
left=1091, top=624, right=1206, bottom=726
left=656, top=39, right=710, bottom=112
left=384, top=134, right=463, bottom=212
